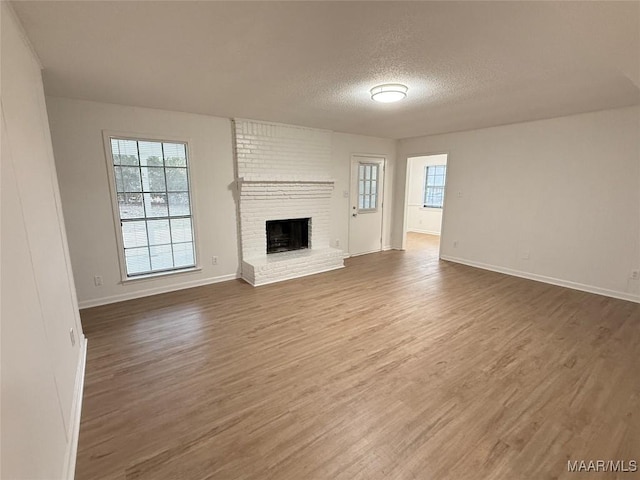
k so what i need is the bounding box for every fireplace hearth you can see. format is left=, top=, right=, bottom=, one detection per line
left=266, top=218, right=310, bottom=254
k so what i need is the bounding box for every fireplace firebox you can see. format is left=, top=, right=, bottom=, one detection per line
left=266, top=218, right=310, bottom=254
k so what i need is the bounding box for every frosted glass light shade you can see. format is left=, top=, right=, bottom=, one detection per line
left=370, top=84, right=408, bottom=103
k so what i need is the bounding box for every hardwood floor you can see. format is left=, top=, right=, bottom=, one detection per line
left=77, top=233, right=640, bottom=480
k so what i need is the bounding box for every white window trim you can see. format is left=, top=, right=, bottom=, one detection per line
left=102, top=130, right=201, bottom=283
left=422, top=164, right=446, bottom=209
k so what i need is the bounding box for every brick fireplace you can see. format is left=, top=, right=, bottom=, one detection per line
left=234, top=119, right=344, bottom=286
left=266, top=218, right=309, bottom=254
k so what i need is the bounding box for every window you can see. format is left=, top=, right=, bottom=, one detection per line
left=107, top=137, right=196, bottom=278
left=423, top=165, right=447, bottom=208
left=358, top=163, right=379, bottom=211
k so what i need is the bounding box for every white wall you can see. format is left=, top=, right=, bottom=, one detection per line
left=45, top=99, right=397, bottom=305
left=330, top=132, right=397, bottom=252
left=46, top=97, right=239, bottom=308
left=1, top=4, right=86, bottom=478
left=406, top=154, right=447, bottom=235
left=394, top=106, right=640, bottom=302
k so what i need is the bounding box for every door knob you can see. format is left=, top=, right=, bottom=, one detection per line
left=352, top=213, right=358, bottom=217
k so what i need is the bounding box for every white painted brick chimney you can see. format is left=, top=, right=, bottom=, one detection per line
left=234, top=119, right=344, bottom=286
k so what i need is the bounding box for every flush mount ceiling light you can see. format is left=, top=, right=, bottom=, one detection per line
left=370, top=83, right=408, bottom=103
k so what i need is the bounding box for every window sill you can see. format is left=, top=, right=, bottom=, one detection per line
left=121, top=266, right=202, bottom=284
left=420, top=206, right=443, bottom=211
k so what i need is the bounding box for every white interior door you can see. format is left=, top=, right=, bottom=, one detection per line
left=349, top=156, right=385, bottom=256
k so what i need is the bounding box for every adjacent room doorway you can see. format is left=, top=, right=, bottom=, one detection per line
left=348, top=155, right=385, bottom=256
left=403, top=154, right=449, bottom=255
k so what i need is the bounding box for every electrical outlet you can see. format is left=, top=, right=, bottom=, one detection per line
left=335, top=239, right=340, bottom=247
left=342, top=190, right=349, bottom=198
left=94, top=275, right=103, bottom=287
left=212, top=256, right=218, bottom=265
left=631, top=270, right=640, bottom=281
left=453, top=240, right=459, bottom=248
left=69, top=328, right=76, bottom=347
left=522, top=250, right=530, bottom=260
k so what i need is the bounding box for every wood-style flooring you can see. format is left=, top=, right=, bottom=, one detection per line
left=77, top=234, right=640, bottom=480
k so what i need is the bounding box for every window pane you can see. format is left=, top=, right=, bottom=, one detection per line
left=358, top=196, right=364, bottom=209
left=359, top=165, right=365, bottom=181
left=425, top=185, right=445, bottom=208
left=370, top=193, right=377, bottom=208
left=171, top=218, right=192, bottom=243
left=114, top=166, right=124, bottom=192
left=372, top=165, right=377, bottom=180
left=147, top=219, right=171, bottom=246
left=365, top=181, right=370, bottom=195
left=111, top=139, right=139, bottom=166
left=364, top=195, right=370, bottom=209
left=163, top=143, right=187, bottom=167
left=111, top=138, right=195, bottom=277
left=424, top=165, right=447, bottom=207
left=141, top=167, right=166, bottom=192
left=166, top=168, right=188, bottom=192
left=118, top=193, right=144, bottom=219
left=144, top=193, right=168, bottom=218
left=138, top=141, right=163, bottom=167
left=150, top=244, right=173, bottom=270
left=168, top=192, right=190, bottom=216
left=173, top=242, right=195, bottom=267
left=371, top=180, right=377, bottom=195
left=111, top=141, right=121, bottom=165
left=117, top=168, right=139, bottom=194
left=125, top=247, right=150, bottom=275
left=122, top=221, right=148, bottom=248
left=359, top=181, right=364, bottom=195
left=119, top=167, right=142, bottom=192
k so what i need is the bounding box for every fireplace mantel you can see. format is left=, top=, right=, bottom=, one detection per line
left=237, top=176, right=335, bottom=185
left=237, top=178, right=335, bottom=201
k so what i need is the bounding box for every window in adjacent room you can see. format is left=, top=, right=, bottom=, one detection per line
left=423, top=165, right=447, bottom=208
left=107, top=137, right=196, bottom=278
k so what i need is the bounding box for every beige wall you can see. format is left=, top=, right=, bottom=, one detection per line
left=46, top=98, right=397, bottom=306
left=394, top=106, right=640, bottom=302
left=1, top=5, right=86, bottom=478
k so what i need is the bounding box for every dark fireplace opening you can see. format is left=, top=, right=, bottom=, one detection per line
left=266, top=218, right=310, bottom=254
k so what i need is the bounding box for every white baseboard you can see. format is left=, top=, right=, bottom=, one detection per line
left=246, top=265, right=345, bottom=287
left=78, top=273, right=239, bottom=309
left=350, top=248, right=386, bottom=257
left=440, top=255, right=640, bottom=304
left=408, top=228, right=441, bottom=236
left=62, top=336, right=87, bottom=480
left=345, top=246, right=396, bottom=258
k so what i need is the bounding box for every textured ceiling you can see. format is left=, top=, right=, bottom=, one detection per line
left=11, top=1, right=640, bottom=139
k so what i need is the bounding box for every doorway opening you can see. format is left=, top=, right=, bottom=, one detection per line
left=403, top=154, right=449, bottom=256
